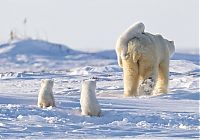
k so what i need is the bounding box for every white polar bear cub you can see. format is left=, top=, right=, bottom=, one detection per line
left=38, top=79, right=55, bottom=108
left=116, top=22, right=145, bottom=68
left=115, top=22, right=175, bottom=96
left=80, top=80, right=101, bottom=116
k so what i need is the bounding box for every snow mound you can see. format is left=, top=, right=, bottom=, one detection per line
left=0, top=71, right=67, bottom=80
left=170, top=60, right=200, bottom=74
left=0, top=39, right=80, bottom=57
left=70, top=65, right=122, bottom=76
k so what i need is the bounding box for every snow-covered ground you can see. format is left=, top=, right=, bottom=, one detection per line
left=0, top=39, right=199, bottom=139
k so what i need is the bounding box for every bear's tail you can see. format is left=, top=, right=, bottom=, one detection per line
left=128, top=38, right=142, bottom=63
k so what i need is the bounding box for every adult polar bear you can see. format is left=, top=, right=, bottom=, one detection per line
left=116, top=22, right=175, bottom=96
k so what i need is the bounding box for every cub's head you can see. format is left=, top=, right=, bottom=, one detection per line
left=41, top=79, right=54, bottom=89
left=82, top=79, right=96, bottom=92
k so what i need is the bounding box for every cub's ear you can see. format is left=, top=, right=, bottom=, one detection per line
left=41, top=79, right=45, bottom=84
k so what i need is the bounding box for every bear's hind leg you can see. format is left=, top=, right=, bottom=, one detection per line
left=81, top=111, right=88, bottom=116
left=38, top=102, right=43, bottom=108
left=122, top=59, right=139, bottom=97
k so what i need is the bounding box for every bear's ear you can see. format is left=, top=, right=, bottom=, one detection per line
left=170, top=40, right=174, bottom=45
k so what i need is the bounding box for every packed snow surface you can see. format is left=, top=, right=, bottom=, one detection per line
left=0, top=39, right=199, bottom=139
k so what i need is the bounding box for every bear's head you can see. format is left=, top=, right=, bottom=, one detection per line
left=168, top=40, right=175, bottom=57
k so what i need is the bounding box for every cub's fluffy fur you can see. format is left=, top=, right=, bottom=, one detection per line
left=38, top=79, right=55, bottom=108
left=80, top=80, right=101, bottom=116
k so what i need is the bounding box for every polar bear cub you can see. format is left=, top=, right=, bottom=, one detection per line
left=80, top=80, right=101, bottom=116
left=38, top=79, right=55, bottom=108
left=116, top=22, right=145, bottom=67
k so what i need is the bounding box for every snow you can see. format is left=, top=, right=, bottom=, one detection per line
left=0, top=39, right=199, bottom=139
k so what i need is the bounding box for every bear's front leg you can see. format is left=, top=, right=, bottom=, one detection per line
left=154, top=60, right=169, bottom=94
left=122, top=57, right=139, bottom=97
left=138, top=61, right=158, bottom=96
left=138, top=76, right=156, bottom=95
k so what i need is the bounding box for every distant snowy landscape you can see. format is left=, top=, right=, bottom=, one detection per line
left=0, top=39, right=199, bottom=139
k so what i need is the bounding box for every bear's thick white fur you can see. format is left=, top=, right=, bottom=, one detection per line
left=116, top=22, right=145, bottom=68
left=115, top=22, right=175, bottom=96
left=80, top=80, right=101, bottom=116
left=38, top=79, right=55, bottom=108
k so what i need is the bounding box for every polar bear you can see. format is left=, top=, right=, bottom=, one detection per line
left=80, top=80, right=101, bottom=116
left=116, top=22, right=145, bottom=68
left=37, top=79, right=55, bottom=108
left=115, top=22, right=175, bottom=96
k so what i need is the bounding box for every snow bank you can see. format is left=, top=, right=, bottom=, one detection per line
left=0, top=39, right=80, bottom=57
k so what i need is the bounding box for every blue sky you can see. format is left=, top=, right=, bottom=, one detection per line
left=0, top=0, right=198, bottom=53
